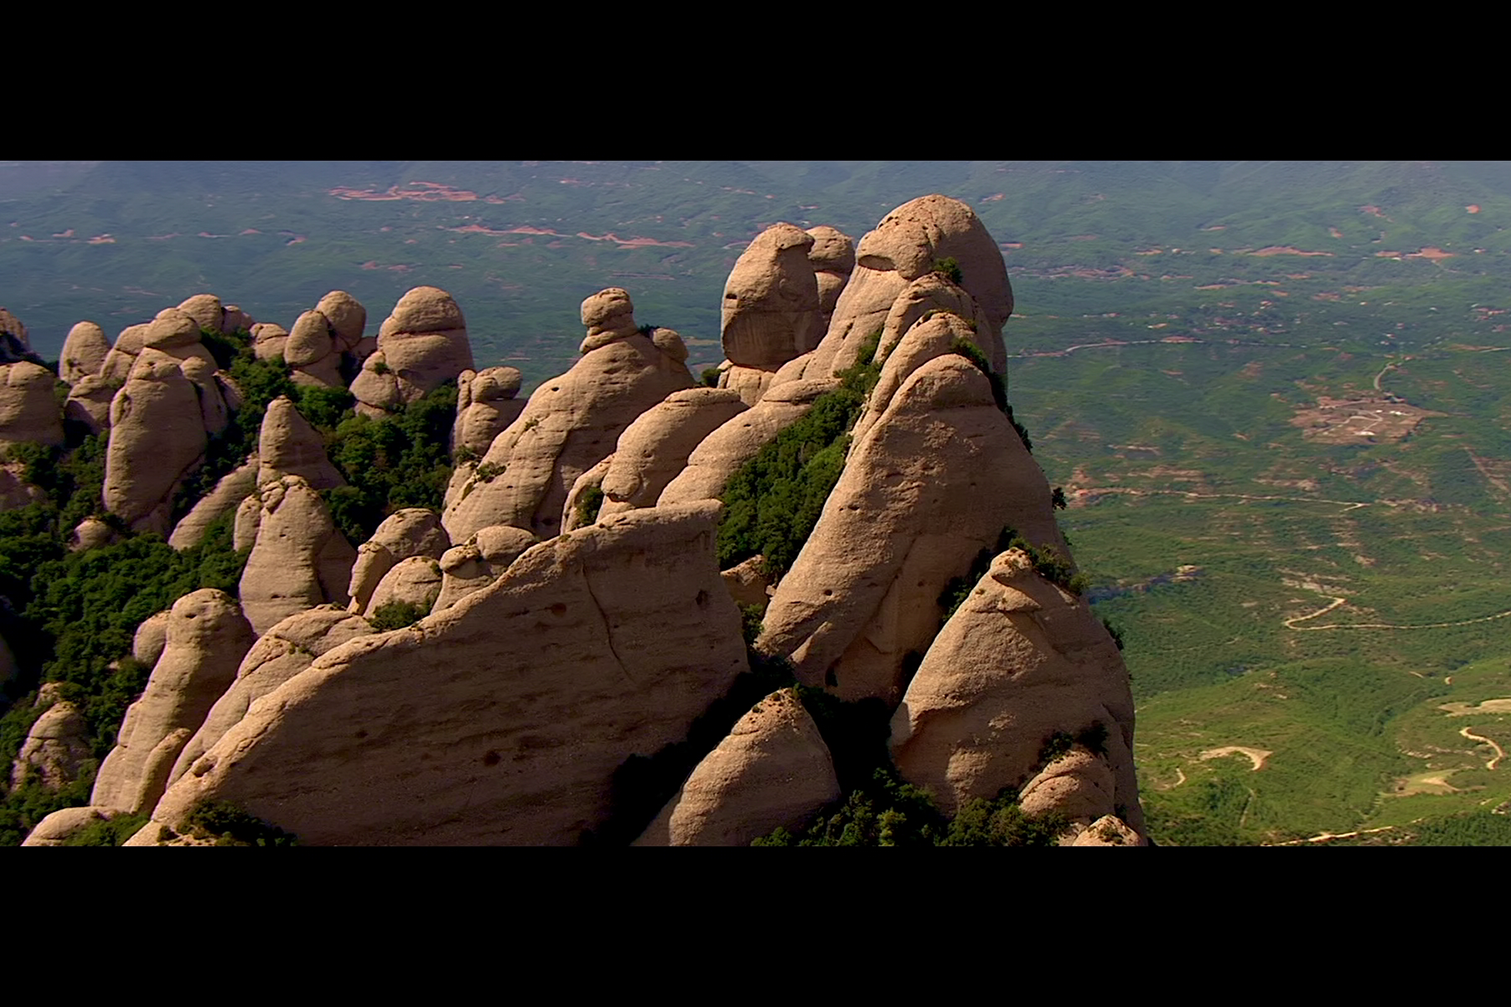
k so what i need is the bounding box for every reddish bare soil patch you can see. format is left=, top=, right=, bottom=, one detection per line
left=1329, top=226, right=1344, bottom=238
left=1466, top=204, right=1481, bottom=214
left=1250, top=246, right=1334, bottom=257
left=1409, top=247, right=1455, bottom=260
left=1290, top=396, right=1442, bottom=444
left=1360, top=204, right=1391, bottom=219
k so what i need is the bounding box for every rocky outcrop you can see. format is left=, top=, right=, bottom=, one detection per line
left=597, top=387, right=748, bottom=519
left=442, top=288, right=694, bottom=542
left=351, top=286, right=473, bottom=417
left=1071, top=814, right=1147, bottom=846
left=721, top=224, right=823, bottom=370
left=0, top=307, right=37, bottom=365
left=874, top=273, right=996, bottom=372
left=176, top=294, right=225, bottom=334
left=168, top=455, right=259, bottom=551
left=134, top=611, right=172, bottom=667
left=634, top=689, right=840, bottom=847
left=433, top=524, right=538, bottom=612
left=256, top=396, right=344, bottom=490
left=251, top=322, right=289, bottom=363
left=887, top=548, right=1142, bottom=832
left=90, top=589, right=255, bottom=816
left=346, top=508, right=450, bottom=615
left=166, top=605, right=376, bottom=788
left=0, top=361, right=64, bottom=451
left=657, top=377, right=835, bottom=506
left=366, top=556, right=443, bottom=615
left=103, top=349, right=208, bottom=533
left=64, top=374, right=116, bottom=434
left=559, top=457, right=613, bottom=533
left=0, top=461, right=44, bottom=512
left=10, top=693, right=91, bottom=791
left=59, top=322, right=110, bottom=386
left=721, top=555, right=772, bottom=611
left=853, top=310, right=992, bottom=443
left=808, top=194, right=1013, bottom=378
left=20, top=806, right=109, bottom=847
left=315, top=290, right=367, bottom=352
left=285, top=310, right=344, bottom=388
left=148, top=502, right=749, bottom=846
left=756, top=355, right=1059, bottom=704
left=453, top=367, right=526, bottom=457
left=807, top=225, right=855, bottom=326
left=238, top=476, right=356, bottom=635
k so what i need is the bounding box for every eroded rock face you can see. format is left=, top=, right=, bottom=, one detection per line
left=176, top=294, right=225, bottom=335
left=853, top=311, right=991, bottom=444
left=657, top=377, right=836, bottom=506
left=150, top=502, right=749, bottom=847
left=366, top=556, right=443, bottom=615
left=809, top=194, right=1013, bottom=378
left=352, top=286, right=474, bottom=416
left=559, top=457, right=613, bottom=534
left=1071, top=814, right=1147, bottom=847
left=134, top=611, right=172, bottom=667
left=167, top=605, right=376, bottom=788
left=90, top=589, right=255, bottom=816
left=238, top=476, right=356, bottom=635
left=0, top=361, right=64, bottom=451
left=285, top=310, right=343, bottom=388
left=347, top=509, right=450, bottom=615
left=0, top=461, right=45, bottom=512
left=0, top=308, right=35, bottom=364
left=756, top=356, right=1060, bottom=704
left=442, top=291, right=694, bottom=541
left=168, top=455, right=258, bottom=551
left=634, top=689, right=839, bottom=847
left=64, top=374, right=116, bottom=434
left=722, top=223, right=823, bottom=370
left=433, top=524, right=538, bottom=612
left=251, top=322, right=289, bottom=363
left=257, top=397, right=344, bottom=491
left=874, top=273, right=997, bottom=373
left=60, top=322, right=110, bottom=385
left=597, top=387, right=748, bottom=519
left=887, top=548, right=1143, bottom=833
left=807, top=225, right=855, bottom=326
left=453, top=367, right=526, bottom=457
left=315, top=290, right=366, bottom=352
left=21, top=806, right=109, bottom=847
left=11, top=697, right=91, bottom=791
left=103, top=349, right=208, bottom=533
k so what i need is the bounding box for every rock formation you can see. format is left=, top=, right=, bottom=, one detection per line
left=64, top=374, right=116, bottom=434
left=59, top=322, right=110, bottom=386
left=635, top=689, right=840, bottom=847
left=147, top=502, right=748, bottom=846
left=168, top=456, right=259, bottom=550
left=256, top=396, right=344, bottom=491
left=102, top=349, right=209, bottom=533
left=433, top=524, right=538, bottom=612
left=453, top=366, right=526, bottom=457
left=351, top=286, right=472, bottom=417
left=718, top=224, right=824, bottom=406
left=596, top=387, right=747, bottom=519
left=10, top=689, right=91, bottom=791
left=238, top=476, right=356, bottom=635
left=346, top=508, right=451, bottom=615
left=0, top=361, right=64, bottom=451
left=442, top=288, right=694, bottom=542
left=807, top=225, right=855, bottom=327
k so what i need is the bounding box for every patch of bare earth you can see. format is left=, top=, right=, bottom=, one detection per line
left=1250, top=246, right=1334, bottom=257
left=1199, top=746, right=1271, bottom=771
left=1289, top=396, right=1443, bottom=444
left=1439, top=698, right=1511, bottom=716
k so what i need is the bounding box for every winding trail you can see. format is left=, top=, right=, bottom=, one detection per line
left=1269, top=826, right=1398, bottom=846
left=1461, top=726, right=1506, bottom=771
left=1081, top=486, right=1373, bottom=511
left=1285, top=599, right=1511, bottom=633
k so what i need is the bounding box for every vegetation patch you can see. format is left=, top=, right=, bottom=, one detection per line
left=368, top=599, right=433, bottom=631
left=575, top=484, right=605, bottom=527
left=182, top=799, right=297, bottom=846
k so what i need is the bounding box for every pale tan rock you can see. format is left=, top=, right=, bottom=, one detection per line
left=11, top=698, right=91, bottom=790
left=560, top=456, right=613, bottom=533
left=177, top=294, right=225, bottom=334
left=284, top=310, right=336, bottom=369
left=223, top=305, right=256, bottom=334
left=874, top=273, right=996, bottom=372
left=353, top=287, right=473, bottom=414
left=256, top=397, right=344, bottom=491
left=133, top=610, right=173, bottom=667
left=658, top=377, right=835, bottom=506
left=806, top=225, right=855, bottom=274
left=69, top=517, right=117, bottom=552
left=442, top=329, right=694, bottom=542
left=453, top=366, right=526, bottom=457
left=0, top=461, right=45, bottom=511
left=717, top=364, right=779, bottom=407
left=0, top=307, right=31, bottom=352
left=91, top=589, right=255, bottom=816
left=721, top=223, right=822, bottom=370
left=721, top=556, right=772, bottom=611
left=809, top=194, right=1013, bottom=377
left=239, top=476, right=356, bottom=636
left=888, top=548, right=1142, bottom=830
left=854, top=311, right=985, bottom=443
left=233, top=493, right=262, bottom=552
left=0, top=361, right=64, bottom=450
left=250, top=322, right=289, bottom=363
left=20, top=806, right=110, bottom=846
left=650, top=327, right=689, bottom=363
left=379, top=284, right=467, bottom=338
left=167, top=605, right=376, bottom=787
left=367, top=556, right=444, bottom=616
left=756, top=356, right=1063, bottom=704
left=1018, top=744, right=1118, bottom=824
left=314, top=290, right=367, bottom=351
left=346, top=509, right=450, bottom=615
left=598, top=387, right=747, bottom=518
left=178, top=354, right=230, bottom=437
left=65, top=374, right=116, bottom=434
left=59, top=321, right=110, bottom=385
left=1071, top=814, right=1147, bottom=846
left=103, top=349, right=207, bottom=533
left=169, top=455, right=258, bottom=551
left=150, top=502, right=749, bottom=847
left=433, top=524, right=538, bottom=612
left=635, top=689, right=839, bottom=847
left=144, top=308, right=203, bottom=350
left=578, top=287, right=638, bottom=352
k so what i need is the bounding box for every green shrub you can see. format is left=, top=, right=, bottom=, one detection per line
left=575, top=484, right=605, bottom=527
left=701, top=367, right=722, bottom=388
left=60, top=811, right=149, bottom=846
left=933, top=257, right=964, bottom=285
left=182, top=799, right=297, bottom=846
left=369, top=599, right=432, bottom=631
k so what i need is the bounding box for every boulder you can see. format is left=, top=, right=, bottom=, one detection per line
left=597, top=387, right=747, bottom=518
left=178, top=354, right=230, bottom=437
left=887, top=548, right=1143, bottom=831
left=442, top=294, right=694, bottom=541
left=433, top=524, right=538, bottom=612
left=176, top=294, right=225, bottom=334
left=756, top=356, right=1060, bottom=704
left=256, top=396, right=344, bottom=491
left=285, top=309, right=342, bottom=388
left=314, top=290, right=367, bottom=351
left=64, top=374, right=116, bottom=434
left=0, top=361, right=64, bottom=450
left=0, top=307, right=34, bottom=364
left=10, top=697, right=91, bottom=791
left=453, top=366, right=526, bottom=457
left=168, top=455, right=259, bottom=551
left=346, top=508, right=450, bottom=615
left=69, top=517, right=117, bottom=552
left=143, top=308, right=203, bottom=351
left=1071, top=814, right=1147, bottom=847
left=90, top=589, right=255, bottom=816
left=352, top=286, right=474, bottom=415
left=721, top=555, right=772, bottom=611
left=149, top=502, right=749, bottom=847
left=238, top=476, right=356, bottom=635
left=658, top=377, right=836, bottom=506
left=809, top=194, right=1013, bottom=378
left=223, top=305, right=256, bottom=334
left=250, top=322, right=289, bottom=363
left=133, top=610, right=172, bottom=666
left=721, top=223, right=823, bottom=370
left=59, top=321, right=110, bottom=385
left=103, top=349, right=208, bottom=534
left=366, top=556, right=443, bottom=616
left=634, top=689, right=840, bottom=847
left=578, top=286, right=638, bottom=352
left=807, top=225, right=855, bottom=323
left=20, top=806, right=110, bottom=846
left=166, top=605, right=376, bottom=788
